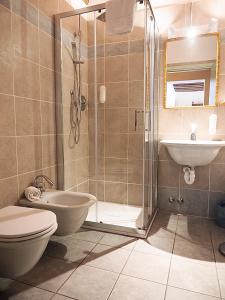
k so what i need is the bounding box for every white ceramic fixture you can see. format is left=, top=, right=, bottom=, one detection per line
left=0, top=206, right=57, bottom=278
left=160, top=140, right=225, bottom=167
left=20, top=190, right=97, bottom=235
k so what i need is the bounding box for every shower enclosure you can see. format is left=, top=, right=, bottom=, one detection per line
left=55, top=0, right=159, bottom=237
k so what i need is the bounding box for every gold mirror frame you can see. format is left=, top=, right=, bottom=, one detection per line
left=163, top=32, right=220, bottom=109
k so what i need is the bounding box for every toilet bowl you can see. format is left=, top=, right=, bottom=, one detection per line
left=0, top=206, right=57, bottom=278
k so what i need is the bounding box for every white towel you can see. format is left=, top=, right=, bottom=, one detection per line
left=24, top=186, right=41, bottom=202
left=106, top=0, right=136, bottom=35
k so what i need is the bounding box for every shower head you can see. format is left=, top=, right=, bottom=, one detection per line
left=97, top=11, right=106, bottom=23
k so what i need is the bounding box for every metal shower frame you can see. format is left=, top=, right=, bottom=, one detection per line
left=54, top=0, right=159, bottom=238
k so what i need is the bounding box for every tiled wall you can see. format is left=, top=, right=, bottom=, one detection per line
left=0, top=0, right=79, bottom=208
left=88, top=10, right=146, bottom=206
left=155, top=0, right=225, bottom=218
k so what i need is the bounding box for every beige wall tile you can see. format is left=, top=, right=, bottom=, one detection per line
left=88, top=19, right=105, bottom=46
left=105, top=182, right=127, bottom=204
left=77, top=180, right=89, bottom=193
left=0, top=94, right=15, bottom=136
left=129, top=53, right=144, bottom=81
left=15, top=97, right=41, bottom=136
left=76, top=157, right=89, bottom=184
left=0, top=52, right=13, bottom=95
left=89, top=180, right=104, bottom=201
left=105, top=32, right=128, bottom=44
left=42, top=135, right=56, bottom=168
left=158, top=160, right=180, bottom=188
left=89, top=156, right=105, bottom=180
left=128, top=159, right=143, bottom=184
left=40, top=67, right=55, bottom=101
left=105, top=82, right=128, bottom=107
left=105, top=133, right=128, bottom=159
left=105, top=108, right=128, bottom=133
left=17, top=136, right=42, bottom=174
left=105, top=158, right=127, bottom=183
left=13, top=14, right=39, bottom=63
left=39, top=30, right=54, bottom=69
left=64, top=161, right=77, bottom=190
left=128, top=184, right=143, bottom=206
left=76, top=133, right=89, bottom=158
left=38, top=0, right=59, bottom=17
left=210, top=164, right=225, bottom=193
left=105, top=55, right=128, bottom=82
left=0, top=176, right=18, bottom=208
left=128, top=133, right=144, bottom=160
left=88, top=58, right=105, bottom=84
left=62, top=45, right=74, bottom=78
left=41, top=102, right=56, bottom=134
left=14, top=56, right=40, bottom=99
left=0, top=137, right=17, bottom=179
left=0, top=6, right=12, bottom=52
left=129, top=81, right=144, bottom=108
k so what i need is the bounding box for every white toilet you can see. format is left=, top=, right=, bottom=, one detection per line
left=0, top=206, right=57, bottom=278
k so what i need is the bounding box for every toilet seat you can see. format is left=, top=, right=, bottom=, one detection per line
left=0, top=206, right=57, bottom=243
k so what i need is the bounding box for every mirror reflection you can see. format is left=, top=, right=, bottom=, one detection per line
left=164, top=34, right=219, bottom=108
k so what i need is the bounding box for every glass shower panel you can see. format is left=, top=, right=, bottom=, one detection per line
left=60, top=13, right=90, bottom=194
left=86, top=10, right=107, bottom=224
left=55, top=0, right=159, bottom=236
left=142, top=3, right=159, bottom=229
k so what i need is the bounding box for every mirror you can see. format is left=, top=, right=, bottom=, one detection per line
left=164, top=33, right=220, bottom=108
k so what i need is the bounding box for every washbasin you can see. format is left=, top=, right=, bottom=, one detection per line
left=160, top=140, right=225, bottom=167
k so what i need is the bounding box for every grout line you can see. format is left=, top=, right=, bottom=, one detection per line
left=163, top=214, right=179, bottom=300
left=11, top=3, right=20, bottom=200
left=210, top=226, right=223, bottom=299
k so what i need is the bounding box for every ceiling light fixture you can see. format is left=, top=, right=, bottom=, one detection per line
left=168, top=1, right=218, bottom=39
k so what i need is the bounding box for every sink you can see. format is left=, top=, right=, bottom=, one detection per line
left=160, top=140, right=225, bottom=167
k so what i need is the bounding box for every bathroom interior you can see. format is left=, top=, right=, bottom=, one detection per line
left=1, top=0, right=225, bottom=299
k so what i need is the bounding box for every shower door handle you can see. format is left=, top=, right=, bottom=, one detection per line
left=134, top=110, right=144, bottom=131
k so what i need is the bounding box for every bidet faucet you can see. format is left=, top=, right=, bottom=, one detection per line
left=33, top=175, right=54, bottom=193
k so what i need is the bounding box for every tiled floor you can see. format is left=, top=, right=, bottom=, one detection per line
left=1, top=211, right=225, bottom=300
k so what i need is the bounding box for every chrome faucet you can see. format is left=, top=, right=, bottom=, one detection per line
left=190, top=132, right=196, bottom=141
left=33, top=175, right=54, bottom=193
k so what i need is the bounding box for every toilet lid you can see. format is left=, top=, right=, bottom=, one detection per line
left=0, top=206, right=57, bottom=239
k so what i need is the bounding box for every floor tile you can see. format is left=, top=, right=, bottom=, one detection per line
left=83, top=243, right=130, bottom=273
left=47, top=236, right=96, bottom=263
left=99, top=233, right=137, bottom=250
left=211, top=225, right=225, bottom=267
left=166, top=286, right=220, bottom=300
left=152, top=211, right=178, bottom=232
left=122, top=250, right=170, bottom=284
left=59, top=265, right=118, bottom=300
left=72, top=228, right=105, bottom=243
left=176, top=215, right=212, bottom=246
left=109, top=274, right=166, bottom=300
left=149, top=213, right=177, bottom=240
left=217, top=267, right=225, bottom=299
left=52, top=294, right=72, bottom=300
left=168, top=257, right=220, bottom=297
left=18, top=256, right=77, bottom=292
left=173, top=236, right=215, bottom=265
left=0, top=278, right=53, bottom=300
left=134, top=235, right=174, bottom=257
